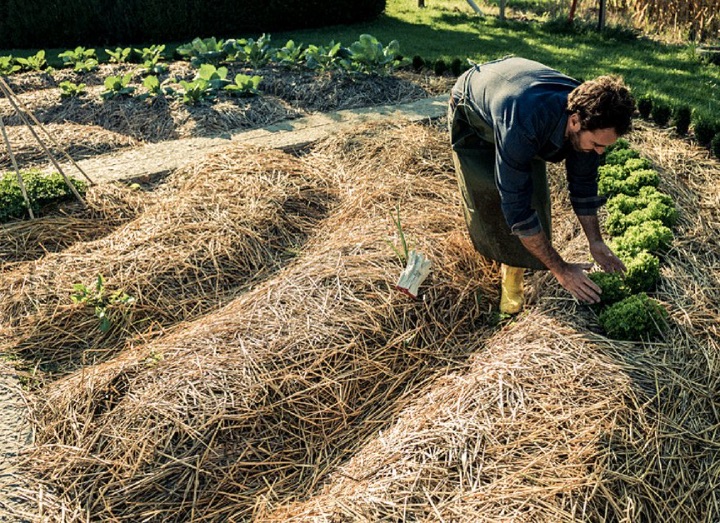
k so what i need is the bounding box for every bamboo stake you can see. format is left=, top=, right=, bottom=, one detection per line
left=0, top=76, right=94, bottom=186
left=0, top=115, right=34, bottom=218
left=0, top=80, right=87, bottom=206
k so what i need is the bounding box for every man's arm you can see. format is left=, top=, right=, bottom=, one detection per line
left=518, top=230, right=602, bottom=304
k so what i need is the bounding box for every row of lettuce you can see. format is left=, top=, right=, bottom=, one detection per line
left=0, top=35, right=415, bottom=105
left=589, top=140, right=677, bottom=341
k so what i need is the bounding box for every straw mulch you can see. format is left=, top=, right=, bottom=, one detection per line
left=0, top=182, right=149, bottom=269
left=0, top=146, right=334, bottom=373
left=12, top=119, right=720, bottom=522
left=263, top=121, right=720, bottom=522
left=260, top=311, right=643, bottom=522
left=0, top=122, right=138, bottom=170
left=18, top=122, right=497, bottom=522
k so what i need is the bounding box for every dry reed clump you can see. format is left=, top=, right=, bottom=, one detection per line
left=0, top=181, right=150, bottom=269
left=0, top=145, right=335, bottom=373
left=260, top=312, right=644, bottom=522
left=0, top=122, right=138, bottom=170
left=22, top=122, right=498, bottom=522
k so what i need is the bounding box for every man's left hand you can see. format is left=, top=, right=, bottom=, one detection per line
left=589, top=241, right=626, bottom=273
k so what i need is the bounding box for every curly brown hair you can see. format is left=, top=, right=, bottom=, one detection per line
left=567, top=75, right=636, bottom=136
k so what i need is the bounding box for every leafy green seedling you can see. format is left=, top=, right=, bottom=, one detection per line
left=0, top=56, right=20, bottom=75
left=224, top=74, right=262, bottom=97
left=273, top=40, right=305, bottom=68
left=347, top=34, right=408, bottom=74
left=71, top=275, right=135, bottom=333
left=58, top=81, right=87, bottom=97
left=106, top=47, right=132, bottom=63
left=304, top=41, right=349, bottom=72
left=176, top=37, right=227, bottom=66
left=16, top=51, right=48, bottom=71
left=58, top=47, right=98, bottom=72
left=101, top=73, right=135, bottom=99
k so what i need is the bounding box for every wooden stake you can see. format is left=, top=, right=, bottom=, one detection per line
left=0, top=115, right=34, bottom=218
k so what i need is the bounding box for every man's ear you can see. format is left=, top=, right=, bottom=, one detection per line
left=568, top=112, right=581, bottom=132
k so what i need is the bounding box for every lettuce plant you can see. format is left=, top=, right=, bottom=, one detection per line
left=588, top=271, right=630, bottom=305
left=233, top=34, right=273, bottom=68
left=224, top=74, right=263, bottom=97
left=101, top=73, right=135, bottom=99
left=303, top=41, right=349, bottom=72
left=610, top=220, right=673, bottom=256
left=58, top=81, right=87, bottom=97
left=0, top=56, right=20, bottom=75
left=0, top=170, right=87, bottom=222
left=598, top=292, right=668, bottom=341
left=58, top=46, right=98, bottom=72
left=176, top=37, right=227, bottom=66
left=605, top=186, right=678, bottom=235
left=347, top=34, right=408, bottom=74
left=106, top=47, right=132, bottom=63
left=273, top=40, right=305, bottom=68
left=622, top=250, right=661, bottom=293
left=16, top=50, right=48, bottom=71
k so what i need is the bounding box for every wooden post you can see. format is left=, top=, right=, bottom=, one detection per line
left=466, top=0, right=483, bottom=15
left=598, top=0, right=607, bottom=31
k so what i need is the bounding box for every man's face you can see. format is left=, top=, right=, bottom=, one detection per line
left=565, top=112, right=619, bottom=154
left=568, top=127, right=619, bottom=154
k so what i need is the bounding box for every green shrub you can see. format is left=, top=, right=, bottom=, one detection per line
left=622, top=251, right=661, bottom=293
left=588, top=271, right=630, bottom=305
left=433, top=59, right=447, bottom=76
left=711, top=133, right=720, bottom=160
left=693, top=118, right=720, bottom=146
left=637, top=95, right=653, bottom=119
left=411, top=55, right=425, bottom=72
left=610, top=220, right=673, bottom=256
left=598, top=293, right=668, bottom=341
left=672, top=105, right=692, bottom=135
left=651, top=101, right=672, bottom=127
left=450, top=57, right=464, bottom=76
left=0, top=171, right=87, bottom=222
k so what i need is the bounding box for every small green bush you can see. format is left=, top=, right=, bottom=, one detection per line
left=411, top=55, right=425, bottom=72
left=693, top=118, right=720, bottom=146
left=588, top=271, right=630, bottom=305
left=651, top=101, right=672, bottom=127
left=450, top=57, right=464, bottom=76
left=637, top=95, right=653, bottom=119
left=0, top=170, right=87, bottom=222
left=622, top=251, right=661, bottom=293
left=672, top=105, right=692, bottom=135
left=711, top=133, right=720, bottom=160
left=598, top=292, right=668, bottom=341
left=433, top=59, right=447, bottom=76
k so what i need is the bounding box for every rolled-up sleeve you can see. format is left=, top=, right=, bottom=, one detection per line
left=566, top=150, right=605, bottom=215
left=494, top=124, right=543, bottom=237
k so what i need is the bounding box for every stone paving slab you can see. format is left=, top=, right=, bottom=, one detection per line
left=46, top=94, right=450, bottom=185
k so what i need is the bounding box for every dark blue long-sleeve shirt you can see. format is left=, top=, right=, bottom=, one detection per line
left=451, top=57, right=605, bottom=236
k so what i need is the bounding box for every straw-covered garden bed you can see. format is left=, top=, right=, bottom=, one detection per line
left=1, top=62, right=718, bottom=522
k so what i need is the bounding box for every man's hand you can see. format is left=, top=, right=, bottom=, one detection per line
left=518, top=231, right=603, bottom=304
left=589, top=240, right=626, bottom=274
left=552, top=262, right=602, bottom=304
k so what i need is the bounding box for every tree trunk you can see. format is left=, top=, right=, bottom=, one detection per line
left=568, top=0, right=579, bottom=23
left=597, top=0, right=607, bottom=30
left=418, top=0, right=425, bottom=7
left=498, top=0, right=506, bottom=21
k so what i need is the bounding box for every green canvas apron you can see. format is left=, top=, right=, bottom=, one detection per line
left=449, top=98, right=551, bottom=270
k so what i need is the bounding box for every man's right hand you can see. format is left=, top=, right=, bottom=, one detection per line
left=518, top=231, right=602, bottom=304
left=552, top=262, right=602, bottom=304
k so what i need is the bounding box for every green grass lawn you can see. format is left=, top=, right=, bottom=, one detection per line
left=2, top=0, right=719, bottom=122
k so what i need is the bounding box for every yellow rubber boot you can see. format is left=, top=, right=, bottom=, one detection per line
left=500, top=264, right=525, bottom=314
